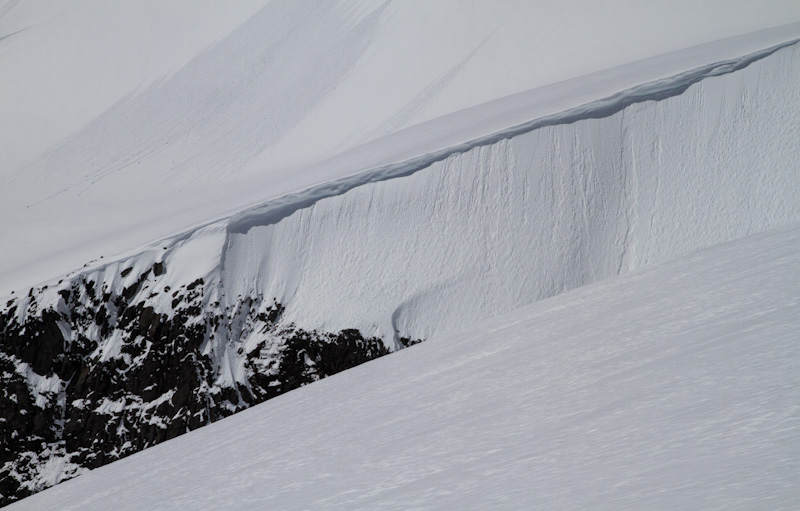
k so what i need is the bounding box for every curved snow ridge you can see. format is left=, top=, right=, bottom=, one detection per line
left=227, top=35, right=800, bottom=235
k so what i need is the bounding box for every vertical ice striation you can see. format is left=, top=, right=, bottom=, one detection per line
left=221, top=43, right=800, bottom=342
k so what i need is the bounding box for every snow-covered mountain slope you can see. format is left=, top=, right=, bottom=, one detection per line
left=2, top=1, right=800, bottom=293
left=3, top=3, right=800, bottom=505
left=9, top=223, right=800, bottom=511
left=2, top=32, right=798, bottom=505
left=0, top=0, right=267, bottom=172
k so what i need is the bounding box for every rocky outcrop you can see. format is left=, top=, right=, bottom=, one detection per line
left=0, top=264, right=418, bottom=507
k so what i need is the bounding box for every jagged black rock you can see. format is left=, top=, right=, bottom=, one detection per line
left=0, top=267, right=421, bottom=506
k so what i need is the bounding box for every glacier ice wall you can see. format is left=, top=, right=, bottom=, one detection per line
left=221, top=43, right=800, bottom=343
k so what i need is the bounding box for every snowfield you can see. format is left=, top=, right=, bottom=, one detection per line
left=2, top=0, right=800, bottom=506
left=9, top=224, right=800, bottom=511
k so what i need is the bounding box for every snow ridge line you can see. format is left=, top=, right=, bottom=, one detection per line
left=226, top=37, right=799, bottom=235
left=30, top=35, right=796, bottom=287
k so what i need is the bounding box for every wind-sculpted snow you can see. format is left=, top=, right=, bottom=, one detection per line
left=223, top=40, right=800, bottom=341
left=1, top=35, right=799, bottom=505
left=228, top=35, right=800, bottom=234
left=3, top=8, right=800, bottom=294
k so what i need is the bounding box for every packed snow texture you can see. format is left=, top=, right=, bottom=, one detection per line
left=10, top=223, right=800, bottom=511
left=2, top=1, right=800, bottom=293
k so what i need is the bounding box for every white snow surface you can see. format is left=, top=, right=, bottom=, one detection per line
left=16, top=33, right=796, bottom=350
left=2, top=1, right=800, bottom=293
left=0, top=0, right=268, bottom=171
left=2, top=5, right=799, bottom=504
left=10, top=223, right=800, bottom=511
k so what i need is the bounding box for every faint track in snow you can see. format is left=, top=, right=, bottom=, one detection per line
left=0, top=26, right=24, bottom=42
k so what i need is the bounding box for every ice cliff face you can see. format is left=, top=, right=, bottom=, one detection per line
left=1, top=41, right=798, bottom=506
left=222, top=42, right=800, bottom=341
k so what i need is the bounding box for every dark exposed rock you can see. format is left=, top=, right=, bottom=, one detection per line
left=152, top=262, right=165, bottom=277
left=399, top=336, right=424, bottom=348
left=122, top=270, right=151, bottom=301
left=0, top=309, right=65, bottom=375
left=84, top=280, right=96, bottom=298
left=0, top=272, right=422, bottom=507
left=186, top=278, right=203, bottom=291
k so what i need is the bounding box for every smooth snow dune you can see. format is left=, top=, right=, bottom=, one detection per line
left=2, top=1, right=800, bottom=293
left=10, top=224, right=800, bottom=511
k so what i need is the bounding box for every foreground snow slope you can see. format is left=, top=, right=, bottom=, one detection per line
left=11, top=224, right=800, bottom=511
left=2, top=1, right=800, bottom=293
